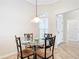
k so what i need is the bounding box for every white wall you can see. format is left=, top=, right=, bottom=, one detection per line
left=53, top=0, right=79, bottom=14
left=63, top=9, right=79, bottom=42
left=0, top=0, right=34, bottom=57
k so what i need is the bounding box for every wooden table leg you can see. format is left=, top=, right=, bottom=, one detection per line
left=33, top=45, right=37, bottom=59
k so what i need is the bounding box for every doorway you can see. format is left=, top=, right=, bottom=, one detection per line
left=56, top=14, right=64, bottom=47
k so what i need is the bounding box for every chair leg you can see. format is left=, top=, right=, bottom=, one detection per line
left=17, top=54, right=19, bottom=59
left=52, top=55, right=54, bottom=59
left=21, top=57, right=24, bottom=59
left=50, top=47, right=51, bottom=51
left=28, top=56, right=29, bottom=59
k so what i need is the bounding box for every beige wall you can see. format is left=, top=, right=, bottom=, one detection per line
left=0, top=0, right=35, bottom=57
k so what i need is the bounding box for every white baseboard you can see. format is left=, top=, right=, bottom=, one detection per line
left=55, top=41, right=65, bottom=48
left=0, top=51, right=16, bottom=59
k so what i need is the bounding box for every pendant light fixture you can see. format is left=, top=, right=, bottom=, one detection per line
left=32, top=0, right=40, bottom=23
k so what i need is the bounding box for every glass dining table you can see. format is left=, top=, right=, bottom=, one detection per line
left=21, top=38, right=45, bottom=59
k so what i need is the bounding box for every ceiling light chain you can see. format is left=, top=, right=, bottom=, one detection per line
left=36, top=0, right=37, bottom=17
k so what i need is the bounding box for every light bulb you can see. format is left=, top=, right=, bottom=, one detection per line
left=32, top=17, right=40, bottom=23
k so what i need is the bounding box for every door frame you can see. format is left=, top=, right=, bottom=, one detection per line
left=56, top=14, right=64, bottom=47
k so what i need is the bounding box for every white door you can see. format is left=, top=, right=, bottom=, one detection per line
left=56, top=14, right=63, bottom=46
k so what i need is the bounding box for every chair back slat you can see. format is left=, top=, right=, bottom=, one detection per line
left=44, top=35, right=56, bottom=58
left=15, top=35, right=23, bottom=57
left=24, top=33, right=33, bottom=41
left=44, top=33, right=52, bottom=38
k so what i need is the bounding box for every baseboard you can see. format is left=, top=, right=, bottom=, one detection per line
left=55, top=41, right=65, bottom=48
left=0, top=51, right=16, bottom=59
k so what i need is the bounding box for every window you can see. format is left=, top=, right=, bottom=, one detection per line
left=39, top=17, right=48, bottom=38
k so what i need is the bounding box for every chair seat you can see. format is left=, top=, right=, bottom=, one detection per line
left=37, top=45, right=44, bottom=48
left=36, top=49, right=52, bottom=58
left=25, top=45, right=32, bottom=48
left=18, top=48, right=33, bottom=58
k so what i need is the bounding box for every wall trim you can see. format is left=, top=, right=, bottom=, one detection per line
left=0, top=51, right=16, bottom=59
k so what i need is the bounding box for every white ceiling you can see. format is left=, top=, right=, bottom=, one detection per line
left=26, top=0, right=59, bottom=5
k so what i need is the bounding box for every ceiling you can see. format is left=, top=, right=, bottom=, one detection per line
left=26, top=0, right=59, bottom=5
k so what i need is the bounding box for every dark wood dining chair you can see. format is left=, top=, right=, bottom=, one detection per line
left=15, top=35, right=33, bottom=59
left=36, top=36, right=56, bottom=59
left=24, top=33, right=33, bottom=41
left=38, top=33, right=53, bottom=49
